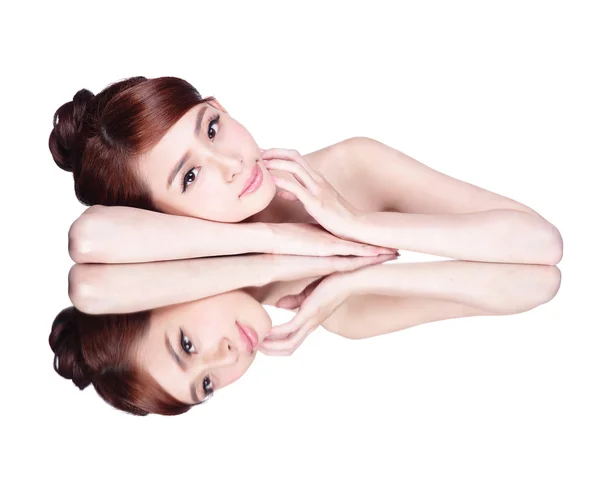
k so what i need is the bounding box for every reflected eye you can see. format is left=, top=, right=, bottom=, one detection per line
left=203, top=375, right=214, bottom=394
left=180, top=329, right=196, bottom=355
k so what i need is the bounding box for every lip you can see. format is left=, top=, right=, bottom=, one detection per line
left=239, top=163, right=263, bottom=197
left=236, top=321, right=258, bottom=353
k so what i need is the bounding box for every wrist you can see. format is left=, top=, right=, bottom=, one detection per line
left=244, top=221, right=277, bottom=253
left=341, top=264, right=387, bottom=295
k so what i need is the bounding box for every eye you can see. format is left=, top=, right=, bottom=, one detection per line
left=180, top=329, right=196, bottom=355
left=207, top=114, right=220, bottom=141
left=180, top=115, right=220, bottom=194
left=203, top=375, right=214, bottom=395
left=181, top=167, right=200, bottom=193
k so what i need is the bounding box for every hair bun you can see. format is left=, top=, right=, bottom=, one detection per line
left=49, top=307, right=93, bottom=390
left=49, top=89, right=95, bottom=173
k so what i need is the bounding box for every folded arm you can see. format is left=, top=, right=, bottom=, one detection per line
left=351, top=208, right=562, bottom=265
left=68, top=205, right=272, bottom=264
left=342, top=137, right=563, bottom=265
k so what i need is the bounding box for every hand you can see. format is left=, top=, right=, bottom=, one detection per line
left=258, top=270, right=356, bottom=356
left=270, top=222, right=397, bottom=257
left=261, top=148, right=364, bottom=242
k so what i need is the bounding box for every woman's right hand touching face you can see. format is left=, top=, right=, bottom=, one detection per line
left=269, top=222, right=397, bottom=257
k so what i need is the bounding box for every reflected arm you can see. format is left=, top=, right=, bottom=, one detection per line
left=325, top=260, right=561, bottom=339
left=68, top=254, right=276, bottom=314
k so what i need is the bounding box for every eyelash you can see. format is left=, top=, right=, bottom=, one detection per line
left=180, top=113, right=221, bottom=193
left=179, top=329, right=215, bottom=397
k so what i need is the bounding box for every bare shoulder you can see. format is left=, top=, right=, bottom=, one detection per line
left=339, top=136, right=545, bottom=218
left=303, top=137, right=388, bottom=213
left=303, top=137, right=360, bottom=166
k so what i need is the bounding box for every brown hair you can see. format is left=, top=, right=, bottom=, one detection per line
left=49, top=307, right=193, bottom=416
left=48, top=76, right=215, bottom=209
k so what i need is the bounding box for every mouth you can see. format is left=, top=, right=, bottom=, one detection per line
left=239, top=163, right=263, bottom=197
left=236, top=321, right=259, bottom=353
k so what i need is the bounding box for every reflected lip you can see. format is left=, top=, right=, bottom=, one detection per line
left=236, top=321, right=258, bottom=353
left=239, top=163, right=260, bottom=197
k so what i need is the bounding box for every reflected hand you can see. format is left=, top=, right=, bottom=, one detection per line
left=258, top=271, right=352, bottom=356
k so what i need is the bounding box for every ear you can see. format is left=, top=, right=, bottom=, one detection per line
left=208, top=98, right=227, bottom=114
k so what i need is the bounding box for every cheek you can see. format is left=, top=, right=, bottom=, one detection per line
left=225, top=120, right=254, bottom=144
left=220, top=357, right=254, bottom=388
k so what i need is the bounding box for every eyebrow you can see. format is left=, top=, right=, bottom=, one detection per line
left=165, top=333, right=201, bottom=404
left=166, top=104, right=209, bottom=189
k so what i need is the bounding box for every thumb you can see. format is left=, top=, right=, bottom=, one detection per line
left=278, top=191, right=298, bottom=201
left=276, top=294, right=302, bottom=309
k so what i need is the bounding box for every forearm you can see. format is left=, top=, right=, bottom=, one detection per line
left=68, top=205, right=272, bottom=263
left=69, top=253, right=276, bottom=314
left=351, top=209, right=562, bottom=265
left=345, top=260, right=561, bottom=314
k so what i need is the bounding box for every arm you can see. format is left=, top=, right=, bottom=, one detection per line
left=325, top=260, right=561, bottom=339
left=68, top=253, right=276, bottom=314
left=68, top=205, right=272, bottom=264
left=340, top=137, right=563, bottom=265
left=351, top=208, right=562, bottom=265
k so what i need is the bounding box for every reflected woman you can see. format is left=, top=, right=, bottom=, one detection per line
left=51, top=254, right=560, bottom=416
left=49, top=76, right=562, bottom=265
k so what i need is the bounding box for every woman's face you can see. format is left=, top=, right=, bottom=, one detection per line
left=138, top=99, right=277, bottom=222
left=137, top=290, right=272, bottom=405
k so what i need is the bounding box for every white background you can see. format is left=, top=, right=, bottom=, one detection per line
left=2, top=1, right=598, bottom=478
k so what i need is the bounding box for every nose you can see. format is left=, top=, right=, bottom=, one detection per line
left=195, top=337, right=240, bottom=371
left=207, top=151, right=244, bottom=181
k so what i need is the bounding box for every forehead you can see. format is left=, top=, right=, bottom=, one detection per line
left=138, top=319, right=193, bottom=404
left=143, top=104, right=204, bottom=166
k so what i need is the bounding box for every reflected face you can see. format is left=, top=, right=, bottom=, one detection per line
left=137, top=290, right=272, bottom=405
left=138, top=99, right=277, bottom=222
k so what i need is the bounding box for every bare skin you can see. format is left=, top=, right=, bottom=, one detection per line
left=70, top=127, right=563, bottom=344
left=239, top=137, right=562, bottom=339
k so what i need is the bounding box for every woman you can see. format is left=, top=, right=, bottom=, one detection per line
left=52, top=253, right=560, bottom=416
left=49, top=76, right=562, bottom=265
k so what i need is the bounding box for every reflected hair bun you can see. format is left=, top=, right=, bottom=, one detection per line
left=49, top=307, right=93, bottom=390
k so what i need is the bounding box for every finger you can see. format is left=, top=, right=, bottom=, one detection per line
left=264, top=330, right=294, bottom=340
left=371, top=253, right=399, bottom=263
left=264, top=159, right=319, bottom=195
left=261, top=148, right=321, bottom=183
left=271, top=176, right=312, bottom=206
left=266, top=306, right=310, bottom=338
left=260, top=321, right=317, bottom=354
left=332, top=255, right=383, bottom=271
left=276, top=295, right=301, bottom=309
left=342, top=241, right=393, bottom=257
left=278, top=190, right=298, bottom=201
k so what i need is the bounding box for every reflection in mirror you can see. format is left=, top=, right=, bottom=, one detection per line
left=52, top=257, right=560, bottom=416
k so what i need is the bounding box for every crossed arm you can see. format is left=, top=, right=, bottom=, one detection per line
left=337, top=137, right=563, bottom=265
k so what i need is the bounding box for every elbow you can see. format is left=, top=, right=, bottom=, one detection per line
left=68, top=264, right=104, bottom=314
left=514, top=211, right=563, bottom=266
left=536, top=265, right=562, bottom=306
left=540, top=223, right=564, bottom=266
left=68, top=206, right=105, bottom=264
